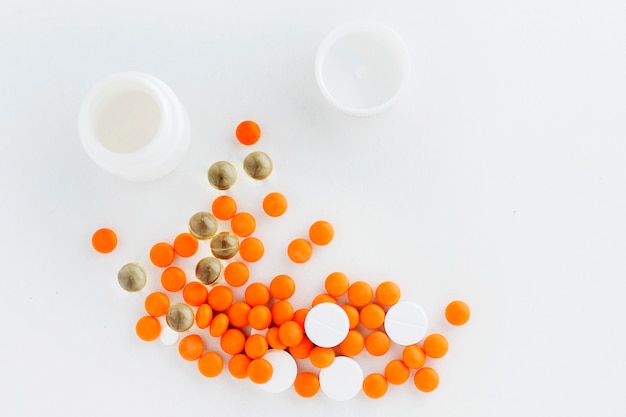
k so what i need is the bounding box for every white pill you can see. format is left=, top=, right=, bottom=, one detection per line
left=259, top=350, right=297, bottom=393
left=319, top=356, right=363, bottom=401
left=159, top=325, right=179, bottom=345
left=384, top=301, right=428, bottom=346
left=304, top=302, right=350, bottom=348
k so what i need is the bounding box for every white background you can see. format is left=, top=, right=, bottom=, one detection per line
left=1, top=1, right=625, bottom=416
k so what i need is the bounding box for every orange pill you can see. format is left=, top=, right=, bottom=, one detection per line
left=414, top=367, right=439, bottom=392
left=311, top=294, right=336, bottom=307
left=245, top=282, right=270, bottom=306
left=262, top=192, right=288, bottom=217
left=423, top=334, right=448, bottom=359
left=145, top=292, right=170, bottom=317
left=183, top=282, right=208, bottom=306
left=402, top=345, right=426, bottom=369
left=271, top=300, right=294, bottom=326
left=308, top=220, right=334, bottom=246
left=220, top=328, right=246, bottom=355
left=198, top=351, right=223, bottom=378
left=384, top=360, right=410, bottom=385
left=228, top=353, right=252, bottom=379
left=248, top=305, right=272, bottom=330
left=294, top=372, right=320, bottom=398
left=212, top=195, right=237, bottom=221
left=266, top=327, right=287, bottom=350
left=244, top=334, right=268, bottom=359
left=342, top=304, right=360, bottom=329
left=375, top=281, right=401, bottom=307
left=248, top=358, right=273, bottom=384
left=278, top=320, right=303, bottom=347
left=173, top=232, right=198, bottom=258
left=445, top=300, right=470, bottom=326
left=362, top=373, right=388, bottom=399
left=195, top=304, right=213, bottom=329
left=236, top=120, right=261, bottom=146
left=228, top=301, right=251, bottom=328
left=287, top=238, right=312, bottom=263
left=309, top=347, right=335, bottom=368
left=161, top=266, right=186, bottom=292
left=91, top=228, right=117, bottom=253
left=209, top=313, right=229, bottom=337
left=230, top=212, right=256, bottom=237
left=224, top=261, right=249, bottom=287
left=364, top=331, right=391, bottom=356
left=360, top=304, right=385, bottom=329
left=324, top=272, right=350, bottom=297
left=338, top=330, right=364, bottom=357
left=207, top=285, right=234, bottom=312
left=269, top=274, right=296, bottom=300
left=292, top=308, right=309, bottom=327
left=136, top=316, right=161, bottom=342
left=150, top=242, right=175, bottom=267
left=239, top=237, right=264, bottom=262
left=179, top=334, right=204, bottom=361
left=347, top=281, right=373, bottom=307
left=289, top=336, right=313, bottom=359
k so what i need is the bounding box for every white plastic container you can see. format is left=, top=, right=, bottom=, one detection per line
left=315, top=20, right=410, bottom=116
left=78, top=72, right=190, bottom=181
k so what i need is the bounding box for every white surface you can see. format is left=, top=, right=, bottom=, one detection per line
left=319, top=356, right=364, bottom=401
left=2, top=1, right=626, bottom=416
left=384, top=301, right=429, bottom=346
left=259, top=350, right=298, bottom=393
left=304, top=302, right=350, bottom=347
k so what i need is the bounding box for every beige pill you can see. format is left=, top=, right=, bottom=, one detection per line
left=117, top=263, right=147, bottom=292
left=211, top=232, right=239, bottom=259
left=243, top=151, right=273, bottom=180
left=208, top=161, right=237, bottom=190
left=189, top=211, right=218, bottom=240
left=166, top=303, right=194, bottom=332
left=196, top=257, right=223, bottom=285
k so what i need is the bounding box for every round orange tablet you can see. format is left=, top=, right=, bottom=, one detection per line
left=338, top=330, right=364, bottom=357
left=342, top=304, right=360, bottom=329
left=245, top=282, right=270, bottom=307
left=267, top=326, right=287, bottom=350
left=294, top=372, right=320, bottom=398
left=182, top=282, right=208, bottom=306
left=230, top=212, right=256, bottom=237
left=198, top=351, right=223, bottom=378
left=173, top=232, right=198, bottom=258
left=144, top=292, right=170, bottom=317
left=207, top=285, right=234, bottom=312
left=150, top=242, right=175, bottom=267
left=359, top=303, right=385, bottom=329
left=224, top=261, right=249, bottom=287
left=362, top=373, right=388, bottom=399
left=248, top=358, right=273, bottom=384
left=269, top=274, right=296, bottom=300
left=324, top=272, right=350, bottom=297
left=262, top=192, right=287, bottom=217
left=239, top=237, right=264, bottom=262
left=228, top=353, right=252, bottom=379
left=195, top=304, right=213, bottom=329
left=91, top=228, right=117, bottom=253
left=287, top=238, right=312, bottom=263
left=288, top=336, right=313, bottom=359
left=161, top=266, right=186, bottom=292
left=375, top=281, right=401, bottom=306
left=309, top=220, right=334, bottom=246
left=414, top=367, right=439, bottom=392
left=244, top=334, right=268, bottom=359
left=212, top=195, right=237, bottom=221
left=236, top=120, right=261, bottom=146
left=220, top=328, right=246, bottom=355
left=384, top=360, right=410, bottom=385
left=292, top=308, right=309, bottom=327
left=278, top=320, right=303, bottom=347
left=402, top=344, right=426, bottom=369
left=179, top=334, right=204, bottom=361
left=364, top=331, right=391, bottom=356
left=209, top=313, right=229, bottom=337
left=445, top=300, right=470, bottom=326
left=136, top=316, right=161, bottom=342
left=423, top=333, right=448, bottom=359
left=248, top=305, right=272, bottom=330
left=309, top=347, right=335, bottom=369
left=347, top=281, right=373, bottom=307
left=227, top=301, right=251, bottom=328
left=311, top=294, right=336, bottom=307
left=271, top=300, right=294, bottom=326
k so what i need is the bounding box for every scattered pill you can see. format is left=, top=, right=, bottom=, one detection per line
left=262, top=192, right=287, bottom=217
left=288, top=336, right=313, bottom=359
left=230, top=212, right=256, bottom=237
left=362, top=373, right=388, bottom=399
left=173, top=232, right=198, bottom=257
left=245, top=334, right=269, bottom=359
left=309, top=220, right=334, bottom=246
left=209, top=313, right=229, bottom=337
left=384, top=359, right=410, bottom=385
left=159, top=325, right=179, bottom=345
left=245, top=282, right=271, bottom=307
left=384, top=301, right=428, bottom=346
left=118, top=263, right=147, bottom=292
left=364, top=331, right=391, bottom=356
left=423, top=333, right=448, bottom=359
left=188, top=211, right=218, bottom=240
left=220, top=328, right=246, bottom=355
left=212, top=195, right=238, bottom=221
left=305, top=302, right=350, bottom=348
left=227, top=301, right=251, bottom=328
left=136, top=316, right=161, bottom=341
left=278, top=320, right=304, bottom=347
left=248, top=305, right=272, bottom=330
left=287, top=238, right=312, bottom=263
left=269, top=274, right=296, bottom=300
left=92, top=228, right=117, bottom=253
left=195, top=303, right=213, bottom=329
left=210, top=232, right=239, bottom=260
left=236, top=120, right=261, bottom=146
left=347, top=281, right=373, bottom=307
left=311, top=293, right=336, bottom=307
left=239, top=237, right=264, bottom=262
left=183, top=281, right=208, bottom=306
left=319, top=356, right=364, bottom=401
left=445, top=300, right=470, bottom=326
left=228, top=353, right=252, bottom=379
left=208, top=161, right=237, bottom=190
left=338, top=329, right=365, bottom=357
left=292, top=308, right=309, bottom=327
left=359, top=303, right=386, bottom=329
left=145, top=292, right=170, bottom=317
left=179, top=334, right=204, bottom=361
left=259, top=349, right=297, bottom=393
left=402, top=344, right=426, bottom=369
left=414, top=367, right=439, bottom=392
left=342, top=304, right=360, bottom=329
left=150, top=242, right=175, bottom=267
left=375, top=281, right=401, bottom=307
left=266, top=327, right=287, bottom=350
left=325, top=272, right=350, bottom=297
left=166, top=303, right=195, bottom=332
left=294, top=372, right=320, bottom=398
left=223, top=261, right=249, bottom=287
left=248, top=358, right=273, bottom=384
left=161, top=266, right=186, bottom=292
left=198, top=351, right=223, bottom=378
left=243, top=151, right=273, bottom=180
left=271, top=300, right=294, bottom=326
left=309, top=346, right=335, bottom=368
left=207, top=285, right=234, bottom=312
left=195, top=257, right=222, bottom=285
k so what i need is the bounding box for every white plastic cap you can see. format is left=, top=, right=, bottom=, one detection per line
left=315, top=20, right=410, bottom=116
left=78, top=72, right=190, bottom=181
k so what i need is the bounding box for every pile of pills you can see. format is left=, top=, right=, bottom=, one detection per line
left=92, top=120, right=470, bottom=400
